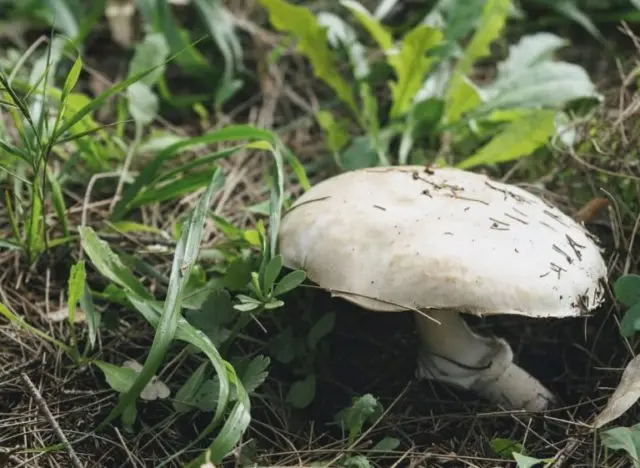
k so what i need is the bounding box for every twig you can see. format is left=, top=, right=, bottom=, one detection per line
left=20, top=372, right=84, bottom=468
left=549, top=437, right=581, bottom=468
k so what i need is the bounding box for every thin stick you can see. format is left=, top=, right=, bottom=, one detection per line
left=20, top=372, right=84, bottom=468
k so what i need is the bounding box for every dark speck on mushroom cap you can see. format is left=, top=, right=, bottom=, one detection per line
left=278, top=166, right=608, bottom=318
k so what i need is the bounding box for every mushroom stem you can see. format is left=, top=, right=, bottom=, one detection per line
left=413, top=309, right=555, bottom=411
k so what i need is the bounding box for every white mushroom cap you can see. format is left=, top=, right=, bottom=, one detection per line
left=279, top=166, right=607, bottom=318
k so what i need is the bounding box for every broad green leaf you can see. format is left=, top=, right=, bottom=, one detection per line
left=26, top=185, right=44, bottom=262
left=371, top=436, right=400, bottom=452
left=496, top=33, right=567, bottom=78
left=479, top=62, right=599, bottom=113
left=442, top=76, right=482, bottom=124
left=79, top=284, right=100, bottom=350
left=273, top=270, right=306, bottom=296
left=512, top=453, right=550, bottom=468
left=67, top=260, right=86, bottom=325
left=340, top=135, right=379, bottom=170
left=258, top=0, right=359, bottom=117
left=308, top=311, right=335, bottom=350
left=388, top=24, right=442, bottom=117
left=341, top=0, right=394, bottom=51
left=491, top=438, right=525, bottom=459
left=615, top=275, right=640, bottom=307
left=173, top=361, right=209, bottom=413
left=128, top=32, right=170, bottom=86
left=444, top=0, right=511, bottom=123
left=286, top=374, right=316, bottom=409
left=127, top=82, right=159, bottom=126
left=600, top=425, right=640, bottom=468
left=79, top=227, right=151, bottom=299
left=620, top=303, right=640, bottom=337
left=457, top=109, right=556, bottom=169
left=95, top=361, right=138, bottom=393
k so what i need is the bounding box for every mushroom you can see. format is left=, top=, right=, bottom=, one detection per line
left=278, top=165, right=608, bottom=411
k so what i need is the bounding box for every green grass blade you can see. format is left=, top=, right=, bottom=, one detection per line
left=97, top=168, right=225, bottom=428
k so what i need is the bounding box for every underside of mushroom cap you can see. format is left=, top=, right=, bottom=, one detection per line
left=278, top=166, right=608, bottom=318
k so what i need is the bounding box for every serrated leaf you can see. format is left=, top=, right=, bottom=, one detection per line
left=341, top=0, right=393, bottom=51
left=387, top=24, right=442, bottom=117
left=258, top=0, right=358, bottom=117
left=457, top=109, right=556, bottom=169
left=240, top=355, right=270, bottom=394
left=480, top=61, right=600, bottom=113
left=444, top=0, right=510, bottom=123
left=496, top=33, right=567, bottom=78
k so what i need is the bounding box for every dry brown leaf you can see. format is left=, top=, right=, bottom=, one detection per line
left=593, top=354, right=640, bottom=428
left=122, top=359, right=171, bottom=401
left=45, top=307, right=86, bottom=323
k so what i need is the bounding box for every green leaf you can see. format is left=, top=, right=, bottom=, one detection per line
left=128, top=32, right=171, bottom=86
left=79, top=227, right=151, bottom=300
left=240, top=355, right=270, bottom=394
left=173, top=361, right=209, bottom=413
left=67, top=260, right=86, bottom=325
left=614, top=275, right=640, bottom=307
left=95, top=361, right=138, bottom=393
left=127, top=82, right=159, bottom=126
left=286, top=374, right=316, bottom=409
left=308, top=311, right=336, bottom=350
left=620, top=303, right=640, bottom=337
left=512, top=453, right=550, bottom=468
left=316, top=110, right=350, bottom=154
left=456, top=109, right=556, bottom=169
left=335, top=393, right=382, bottom=436
left=496, top=33, right=568, bottom=78
left=388, top=24, right=443, bottom=118
left=273, top=270, right=306, bottom=296
left=97, top=169, right=225, bottom=429
left=371, top=436, right=400, bottom=452
left=479, top=62, right=599, bottom=113
left=44, top=0, right=79, bottom=38
left=601, top=424, right=640, bottom=468
left=262, top=254, right=283, bottom=292
left=444, top=0, right=511, bottom=123
left=192, top=0, right=243, bottom=86
left=491, top=438, right=525, bottom=459
left=340, top=455, right=371, bottom=468
left=258, top=0, right=359, bottom=118
left=442, top=76, right=482, bottom=124
left=340, top=135, right=379, bottom=170
left=341, top=0, right=393, bottom=51
left=79, top=284, right=101, bottom=350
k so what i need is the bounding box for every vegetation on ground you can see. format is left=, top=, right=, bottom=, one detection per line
left=0, top=0, right=639, bottom=466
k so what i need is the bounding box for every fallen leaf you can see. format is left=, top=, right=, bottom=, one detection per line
left=45, top=306, right=86, bottom=323
left=122, top=359, right=171, bottom=401
left=593, top=354, right=640, bottom=428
